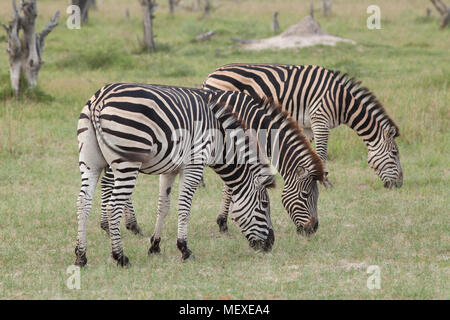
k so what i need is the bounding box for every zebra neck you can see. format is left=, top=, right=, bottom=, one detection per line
left=267, top=129, right=314, bottom=179
left=343, top=93, right=392, bottom=150
left=242, top=112, right=315, bottom=180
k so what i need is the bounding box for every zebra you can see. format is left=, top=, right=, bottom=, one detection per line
left=99, top=90, right=325, bottom=240
left=200, top=91, right=325, bottom=235
left=75, top=83, right=276, bottom=267
left=203, top=64, right=403, bottom=189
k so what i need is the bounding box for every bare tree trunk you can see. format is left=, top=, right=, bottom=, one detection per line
left=21, top=0, right=40, bottom=89
left=430, top=0, right=450, bottom=28
left=169, top=0, right=175, bottom=15
left=140, top=0, right=156, bottom=51
left=272, top=12, right=280, bottom=33
left=2, top=0, right=59, bottom=95
left=72, top=0, right=91, bottom=24
left=322, top=0, right=332, bottom=17
left=2, top=1, right=22, bottom=94
left=196, top=30, right=215, bottom=41
left=204, top=0, right=211, bottom=17
left=442, top=10, right=450, bottom=28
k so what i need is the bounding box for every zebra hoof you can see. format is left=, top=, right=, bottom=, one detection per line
left=100, top=222, right=110, bottom=235
left=74, top=246, right=87, bottom=267
left=181, top=249, right=193, bottom=261
left=148, top=246, right=160, bottom=255
left=117, top=256, right=131, bottom=268
left=126, top=223, right=144, bottom=236
left=112, top=252, right=131, bottom=268
left=177, top=239, right=193, bottom=261
left=148, top=236, right=161, bottom=255
left=216, top=216, right=228, bottom=233
left=74, top=256, right=87, bottom=267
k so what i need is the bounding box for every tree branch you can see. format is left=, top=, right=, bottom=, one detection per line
left=430, top=0, right=446, bottom=15
left=38, top=10, right=59, bottom=52
left=196, top=30, right=215, bottom=41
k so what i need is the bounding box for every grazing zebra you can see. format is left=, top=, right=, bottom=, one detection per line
left=203, top=91, right=325, bottom=235
left=100, top=90, right=325, bottom=239
left=203, top=64, right=403, bottom=189
left=76, top=83, right=276, bottom=267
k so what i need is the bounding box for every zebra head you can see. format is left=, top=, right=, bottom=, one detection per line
left=229, top=165, right=276, bottom=252
left=282, top=164, right=323, bottom=236
left=209, top=99, right=276, bottom=252
left=368, top=126, right=403, bottom=189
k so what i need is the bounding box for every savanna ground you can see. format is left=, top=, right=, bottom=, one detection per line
left=0, top=0, right=449, bottom=299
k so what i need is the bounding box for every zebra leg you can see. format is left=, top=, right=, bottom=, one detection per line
left=311, top=120, right=333, bottom=188
left=75, top=167, right=102, bottom=267
left=216, top=185, right=232, bottom=233
left=124, top=200, right=143, bottom=236
left=108, top=166, right=140, bottom=267
left=100, top=167, right=114, bottom=235
left=198, top=175, right=206, bottom=188
left=101, top=167, right=143, bottom=236
left=176, top=165, right=204, bottom=261
left=148, top=172, right=177, bottom=255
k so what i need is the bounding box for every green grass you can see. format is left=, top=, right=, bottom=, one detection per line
left=0, top=0, right=449, bottom=299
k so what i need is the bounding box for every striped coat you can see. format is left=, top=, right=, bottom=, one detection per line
left=203, top=64, right=403, bottom=189
left=75, top=83, right=275, bottom=266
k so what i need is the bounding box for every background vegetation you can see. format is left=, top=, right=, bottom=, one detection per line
left=0, top=0, right=448, bottom=299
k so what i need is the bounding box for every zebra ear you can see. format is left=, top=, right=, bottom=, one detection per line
left=296, top=166, right=308, bottom=179
left=256, top=174, right=276, bottom=189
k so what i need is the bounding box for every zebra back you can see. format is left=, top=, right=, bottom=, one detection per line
left=203, top=63, right=403, bottom=189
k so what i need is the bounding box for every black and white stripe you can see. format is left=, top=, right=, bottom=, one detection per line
left=203, top=64, right=403, bottom=188
left=208, top=90, right=324, bottom=235
left=75, top=83, right=275, bottom=267
left=101, top=89, right=325, bottom=238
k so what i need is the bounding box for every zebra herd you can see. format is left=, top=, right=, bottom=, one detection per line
left=75, top=64, right=403, bottom=267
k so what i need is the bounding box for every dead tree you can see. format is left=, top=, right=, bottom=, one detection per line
left=322, top=0, right=332, bottom=17
left=72, top=0, right=92, bottom=24
left=204, top=0, right=211, bottom=17
left=169, top=0, right=175, bottom=15
left=168, top=0, right=181, bottom=15
left=2, top=0, right=59, bottom=95
left=140, top=0, right=157, bottom=51
left=430, top=0, right=450, bottom=28
left=272, top=12, right=280, bottom=33
left=196, top=30, right=215, bottom=41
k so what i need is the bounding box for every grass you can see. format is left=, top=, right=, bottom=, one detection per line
left=0, top=0, right=449, bottom=299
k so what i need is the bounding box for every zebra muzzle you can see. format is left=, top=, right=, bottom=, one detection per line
left=297, top=217, right=319, bottom=236
left=249, top=229, right=274, bottom=252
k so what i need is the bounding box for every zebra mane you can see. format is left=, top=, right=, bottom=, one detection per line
left=209, top=100, right=276, bottom=188
left=257, top=96, right=325, bottom=182
left=330, top=70, right=400, bottom=137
